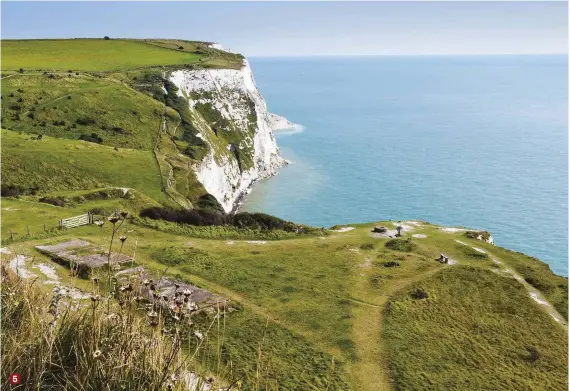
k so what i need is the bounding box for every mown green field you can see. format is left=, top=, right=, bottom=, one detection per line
left=1, top=39, right=243, bottom=71
left=1, top=195, right=567, bottom=391
left=2, top=39, right=201, bottom=71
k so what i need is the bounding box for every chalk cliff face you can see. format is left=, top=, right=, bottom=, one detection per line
left=169, top=60, right=288, bottom=212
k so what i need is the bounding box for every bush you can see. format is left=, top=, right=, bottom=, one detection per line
left=39, top=196, right=67, bottom=207
left=139, top=207, right=304, bottom=233
left=384, top=261, right=400, bottom=268
left=79, top=133, right=103, bottom=143
left=76, top=117, right=97, bottom=125
left=410, top=288, right=429, bottom=300
left=464, top=230, right=491, bottom=241
left=18, top=68, right=24, bottom=73
left=1, top=184, right=29, bottom=197
left=385, top=239, right=416, bottom=252
left=195, top=194, right=224, bottom=213
left=104, top=36, right=111, bottom=40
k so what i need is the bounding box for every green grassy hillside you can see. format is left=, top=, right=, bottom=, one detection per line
left=1, top=38, right=567, bottom=391
left=1, top=197, right=567, bottom=390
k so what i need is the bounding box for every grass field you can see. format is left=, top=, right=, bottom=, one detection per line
left=383, top=266, right=567, bottom=390
left=1, top=200, right=567, bottom=390
left=1, top=39, right=243, bottom=71
left=2, top=39, right=199, bottom=71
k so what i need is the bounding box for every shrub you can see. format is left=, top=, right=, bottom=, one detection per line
left=18, top=68, right=24, bottom=73
left=386, top=239, right=415, bottom=252
left=79, top=133, right=103, bottom=143
left=17, top=97, right=23, bottom=103
left=39, top=196, right=67, bottom=207
left=27, top=112, right=35, bottom=119
left=104, top=36, right=111, bottom=40
left=465, top=230, right=491, bottom=241
left=527, top=347, right=540, bottom=362
left=1, top=184, right=29, bottom=197
left=139, top=207, right=306, bottom=234
left=410, top=288, right=429, bottom=300
left=384, top=261, right=400, bottom=268
left=76, top=117, right=97, bottom=125
left=111, top=126, right=127, bottom=134
left=196, top=194, right=224, bottom=213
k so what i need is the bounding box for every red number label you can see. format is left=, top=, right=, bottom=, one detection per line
left=9, top=373, right=21, bottom=384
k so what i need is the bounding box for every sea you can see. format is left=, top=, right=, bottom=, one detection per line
left=241, top=55, right=568, bottom=276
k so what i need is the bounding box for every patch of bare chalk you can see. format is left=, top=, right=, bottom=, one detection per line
left=331, top=227, right=355, bottom=233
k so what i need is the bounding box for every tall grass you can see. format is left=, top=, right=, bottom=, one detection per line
left=0, top=259, right=229, bottom=390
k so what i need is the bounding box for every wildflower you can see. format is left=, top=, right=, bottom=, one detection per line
left=182, top=288, right=192, bottom=296
left=147, top=311, right=158, bottom=319
left=90, top=295, right=101, bottom=302
left=119, top=283, right=133, bottom=292
left=108, top=215, right=120, bottom=224
left=187, top=301, right=198, bottom=312
left=172, top=315, right=180, bottom=322
left=170, top=373, right=178, bottom=382
left=119, top=211, right=129, bottom=219
left=119, top=235, right=127, bottom=243
left=94, top=220, right=104, bottom=227
left=206, top=376, right=214, bottom=384
left=166, top=383, right=173, bottom=391
left=149, top=320, right=159, bottom=328
left=194, top=330, right=203, bottom=340
left=91, top=276, right=100, bottom=283
left=93, top=350, right=102, bottom=359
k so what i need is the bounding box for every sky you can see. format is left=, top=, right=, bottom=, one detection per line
left=1, top=1, right=568, bottom=56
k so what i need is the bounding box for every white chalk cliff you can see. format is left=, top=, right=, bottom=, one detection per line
left=169, top=59, right=289, bottom=212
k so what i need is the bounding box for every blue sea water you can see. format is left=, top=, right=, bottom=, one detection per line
left=241, top=56, right=568, bottom=276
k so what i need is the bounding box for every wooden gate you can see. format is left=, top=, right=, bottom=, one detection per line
left=60, top=213, right=93, bottom=229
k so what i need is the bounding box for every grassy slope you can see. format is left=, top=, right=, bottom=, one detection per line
left=1, top=38, right=245, bottom=208
left=1, top=74, right=166, bottom=149
left=1, top=199, right=567, bottom=391
left=1, top=130, right=168, bottom=203
left=383, top=266, right=567, bottom=390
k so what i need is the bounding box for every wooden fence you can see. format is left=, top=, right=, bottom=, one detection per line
left=59, top=213, right=93, bottom=229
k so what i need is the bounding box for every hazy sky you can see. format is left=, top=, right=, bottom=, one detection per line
left=1, top=1, right=567, bottom=56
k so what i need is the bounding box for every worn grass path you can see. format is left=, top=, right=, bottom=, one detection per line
left=347, top=249, right=447, bottom=391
